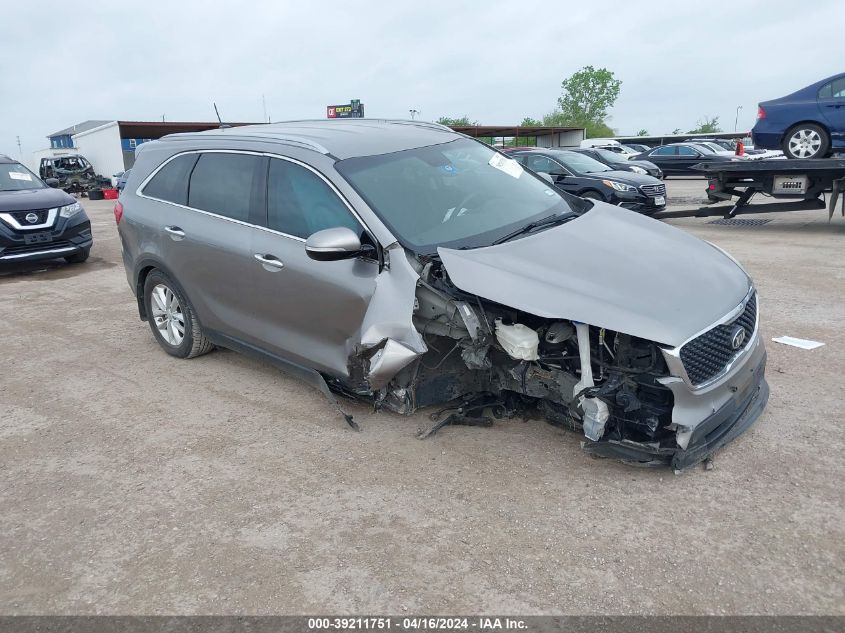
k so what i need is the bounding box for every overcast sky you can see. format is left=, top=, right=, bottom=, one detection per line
left=2, top=0, right=843, bottom=157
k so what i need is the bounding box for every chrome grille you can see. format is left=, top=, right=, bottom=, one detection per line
left=680, top=293, right=757, bottom=386
left=639, top=183, right=666, bottom=197
left=9, top=209, right=50, bottom=225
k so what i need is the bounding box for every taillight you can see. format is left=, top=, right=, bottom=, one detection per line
left=113, top=201, right=123, bottom=224
left=757, top=106, right=766, bottom=120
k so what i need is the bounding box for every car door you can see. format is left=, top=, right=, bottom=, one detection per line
left=818, top=77, right=845, bottom=144
left=674, top=145, right=704, bottom=172
left=149, top=151, right=265, bottom=339
left=646, top=146, right=678, bottom=173
left=517, top=154, right=578, bottom=193
left=248, top=155, right=379, bottom=377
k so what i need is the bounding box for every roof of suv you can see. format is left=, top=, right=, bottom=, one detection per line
left=159, top=119, right=459, bottom=160
left=0, top=154, right=17, bottom=163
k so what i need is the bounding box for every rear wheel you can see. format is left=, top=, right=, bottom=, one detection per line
left=143, top=270, right=214, bottom=359
left=782, top=123, right=830, bottom=159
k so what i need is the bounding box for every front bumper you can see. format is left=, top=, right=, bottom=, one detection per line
left=583, top=329, right=768, bottom=469
left=0, top=211, right=92, bottom=263
left=614, top=190, right=666, bottom=214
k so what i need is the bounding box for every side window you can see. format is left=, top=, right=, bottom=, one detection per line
left=677, top=145, right=698, bottom=156
left=266, top=158, right=360, bottom=239
left=650, top=146, right=676, bottom=156
left=188, top=153, right=261, bottom=223
left=819, top=77, right=845, bottom=99
left=142, top=153, right=198, bottom=205
left=524, top=154, right=559, bottom=173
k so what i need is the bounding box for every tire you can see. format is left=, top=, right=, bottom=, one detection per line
left=580, top=190, right=605, bottom=201
left=64, top=248, right=90, bottom=264
left=143, top=270, right=214, bottom=359
left=782, top=123, right=830, bottom=159
left=88, top=189, right=104, bottom=201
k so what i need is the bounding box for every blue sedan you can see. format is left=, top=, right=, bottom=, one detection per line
left=752, top=73, right=845, bottom=159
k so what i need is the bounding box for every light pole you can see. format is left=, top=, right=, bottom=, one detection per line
left=409, top=109, right=420, bottom=120
left=734, top=105, right=743, bottom=132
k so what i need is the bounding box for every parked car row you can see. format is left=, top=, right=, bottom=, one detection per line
left=503, top=148, right=666, bottom=213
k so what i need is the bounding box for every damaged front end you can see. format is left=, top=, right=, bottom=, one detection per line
left=354, top=253, right=757, bottom=470
left=340, top=246, right=768, bottom=469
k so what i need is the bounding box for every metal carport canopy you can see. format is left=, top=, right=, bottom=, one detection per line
left=450, top=125, right=584, bottom=138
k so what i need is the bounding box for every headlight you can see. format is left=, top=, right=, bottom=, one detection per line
left=602, top=179, right=637, bottom=192
left=630, top=166, right=647, bottom=174
left=59, top=202, right=83, bottom=218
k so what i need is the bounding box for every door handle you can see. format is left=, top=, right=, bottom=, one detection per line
left=164, top=226, right=185, bottom=240
left=254, top=253, right=285, bottom=270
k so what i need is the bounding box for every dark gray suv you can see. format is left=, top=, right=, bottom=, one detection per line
left=117, top=120, right=768, bottom=469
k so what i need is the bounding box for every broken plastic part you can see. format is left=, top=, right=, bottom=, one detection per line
left=573, top=322, right=609, bottom=441
left=545, top=322, right=575, bottom=344
left=454, top=301, right=482, bottom=340
left=367, top=339, right=421, bottom=390
left=494, top=319, right=539, bottom=361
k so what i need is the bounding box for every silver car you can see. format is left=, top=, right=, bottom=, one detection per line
left=117, top=120, right=768, bottom=469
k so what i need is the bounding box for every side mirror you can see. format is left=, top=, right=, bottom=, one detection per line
left=537, top=172, right=555, bottom=185
left=45, top=178, right=60, bottom=188
left=305, top=227, right=362, bottom=262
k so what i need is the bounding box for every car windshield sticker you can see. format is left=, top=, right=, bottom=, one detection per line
left=9, top=172, right=32, bottom=181
left=488, top=154, right=523, bottom=179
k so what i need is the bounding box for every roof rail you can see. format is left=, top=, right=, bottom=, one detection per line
left=160, top=131, right=331, bottom=155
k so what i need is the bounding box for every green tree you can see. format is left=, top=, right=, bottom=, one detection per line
left=688, top=116, right=722, bottom=134
left=672, top=128, right=682, bottom=134
left=636, top=128, right=649, bottom=136
left=437, top=116, right=477, bottom=126
left=555, top=65, right=622, bottom=135
left=520, top=116, right=543, bottom=127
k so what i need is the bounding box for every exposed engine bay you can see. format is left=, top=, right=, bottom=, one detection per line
left=344, top=255, right=680, bottom=466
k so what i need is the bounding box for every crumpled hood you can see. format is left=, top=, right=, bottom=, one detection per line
left=437, top=203, right=751, bottom=347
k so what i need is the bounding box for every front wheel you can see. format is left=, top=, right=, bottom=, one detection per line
left=65, top=248, right=90, bottom=264
left=580, top=190, right=605, bottom=201
left=143, top=270, right=214, bottom=359
left=782, top=123, right=830, bottom=159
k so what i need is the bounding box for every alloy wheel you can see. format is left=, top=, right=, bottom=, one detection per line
left=150, top=283, right=185, bottom=346
left=788, top=128, right=822, bottom=158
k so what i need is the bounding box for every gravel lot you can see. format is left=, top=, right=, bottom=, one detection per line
left=1, top=181, right=843, bottom=615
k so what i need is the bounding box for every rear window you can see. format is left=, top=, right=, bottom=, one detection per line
left=818, top=77, right=845, bottom=99
left=142, top=154, right=198, bottom=204
left=187, top=153, right=261, bottom=223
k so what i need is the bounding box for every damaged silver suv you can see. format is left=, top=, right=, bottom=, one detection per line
left=117, top=120, right=768, bottom=469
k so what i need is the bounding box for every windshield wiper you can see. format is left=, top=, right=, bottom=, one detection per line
left=492, top=212, right=577, bottom=245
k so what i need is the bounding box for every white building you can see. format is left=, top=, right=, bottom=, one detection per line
left=31, top=120, right=257, bottom=182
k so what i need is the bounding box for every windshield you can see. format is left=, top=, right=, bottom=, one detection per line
left=555, top=151, right=613, bottom=174
left=0, top=162, right=45, bottom=191
left=335, top=138, right=580, bottom=253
